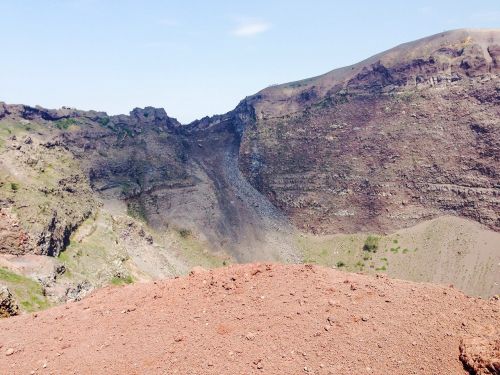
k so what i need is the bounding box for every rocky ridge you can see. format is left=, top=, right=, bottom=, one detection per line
left=238, top=29, right=500, bottom=233
left=0, top=29, right=499, bottom=309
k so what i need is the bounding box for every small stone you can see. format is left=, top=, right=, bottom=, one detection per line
left=189, top=266, right=207, bottom=276
left=361, top=316, right=369, bottom=322
left=5, top=348, right=14, bottom=356
left=245, top=332, right=256, bottom=341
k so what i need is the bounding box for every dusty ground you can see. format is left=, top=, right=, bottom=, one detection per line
left=0, top=264, right=498, bottom=375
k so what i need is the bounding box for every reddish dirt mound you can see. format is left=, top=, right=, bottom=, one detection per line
left=0, top=264, right=498, bottom=374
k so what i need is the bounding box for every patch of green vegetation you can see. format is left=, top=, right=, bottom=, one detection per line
left=336, top=261, right=346, bottom=268
left=176, top=230, right=226, bottom=269
left=0, top=267, right=25, bottom=283
left=363, top=235, right=379, bottom=253
left=375, top=265, right=387, bottom=271
left=0, top=267, right=51, bottom=312
left=10, top=182, right=19, bottom=191
left=126, top=200, right=147, bottom=222
left=402, top=248, right=409, bottom=254
left=393, top=239, right=398, bottom=244
left=110, top=275, right=133, bottom=286
left=54, top=118, right=77, bottom=130
left=390, top=246, right=400, bottom=254
left=98, top=117, right=110, bottom=126
left=355, top=261, right=365, bottom=270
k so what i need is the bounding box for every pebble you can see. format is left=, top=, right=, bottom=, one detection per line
left=5, top=348, right=14, bottom=356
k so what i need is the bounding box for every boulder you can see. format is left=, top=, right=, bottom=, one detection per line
left=460, top=330, right=500, bottom=375
left=0, top=286, right=19, bottom=318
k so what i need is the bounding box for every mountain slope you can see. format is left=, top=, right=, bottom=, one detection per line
left=0, top=29, right=499, bottom=308
left=238, top=29, right=500, bottom=233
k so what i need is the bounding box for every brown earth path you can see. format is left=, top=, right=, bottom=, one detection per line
left=0, top=264, right=498, bottom=374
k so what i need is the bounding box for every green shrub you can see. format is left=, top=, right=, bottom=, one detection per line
left=10, top=182, right=19, bottom=191
left=54, top=118, right=77, bottom=130
left=390, top=247, right=400, bottom=254
left=336, top=261, right=345, bottom=268
left=179, top=228, right=192, bottom=238
left=111, top=275, right=133, bottom=286
left=98, top=117, right=110, bottom=126
left=363, top=235, right=379, bottom=253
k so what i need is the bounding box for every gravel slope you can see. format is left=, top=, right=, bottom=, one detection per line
left=1, top=264, right=498, bottom=374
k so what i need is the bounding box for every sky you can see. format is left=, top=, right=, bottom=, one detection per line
left=1, top=0, right=499, bottom=123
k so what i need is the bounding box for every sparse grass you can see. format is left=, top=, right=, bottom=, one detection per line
left=110, top=275, right=133, bottom=286
left=176, top=230, right=226, bottom=269
left=390, top=247, right=400, bottom=254
left=126, top=200, right=147, bottom=222
left=363, top=235, right=379, bottom=253
left=0, top=267, right=25, bottom=283
left=0, top=267, right=51, bottom=312
left=54, top=118, right=77, bottom=130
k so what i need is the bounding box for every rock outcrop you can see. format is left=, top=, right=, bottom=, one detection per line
left=0, top=286, right=19, bottom=318
left=238, top=29, right=500, bottom=233
left=460, top=327, right=500, bottom=375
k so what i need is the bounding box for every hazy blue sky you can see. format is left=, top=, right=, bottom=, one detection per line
left=1, top=0, right=499, bottom=122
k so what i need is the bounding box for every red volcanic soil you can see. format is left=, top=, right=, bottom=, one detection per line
left=0, top=264, right=498, bottom=375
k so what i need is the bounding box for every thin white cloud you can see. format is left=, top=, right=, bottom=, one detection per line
left=232, top=21, right=271, bottom=37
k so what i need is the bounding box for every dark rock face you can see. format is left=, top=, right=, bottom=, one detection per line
left=238, top=29, right=500, bottom=233
left=0, top=286, right=19, bottom=318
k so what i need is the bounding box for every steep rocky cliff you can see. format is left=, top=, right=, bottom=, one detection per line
left=238, top=29, right=500, bottom=233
